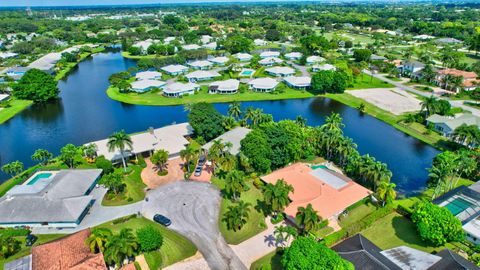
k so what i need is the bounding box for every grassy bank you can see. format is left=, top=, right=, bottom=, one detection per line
left=0, top=99, right=33, bottom=124
left=55, top=47, right=105, bottom=81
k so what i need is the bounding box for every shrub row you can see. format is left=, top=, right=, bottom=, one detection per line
left=0, top=228, right=31, bottom=238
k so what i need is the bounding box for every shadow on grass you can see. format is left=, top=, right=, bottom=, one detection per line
left=392, top=216, right=436, bottom=250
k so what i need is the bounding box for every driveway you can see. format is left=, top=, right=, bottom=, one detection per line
left=141, top=158, right=184, bottom=189
left=143, top=181, right=247, bottom=270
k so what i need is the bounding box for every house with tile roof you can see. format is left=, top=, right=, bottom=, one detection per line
left=435, top=69, right=479, bottom=92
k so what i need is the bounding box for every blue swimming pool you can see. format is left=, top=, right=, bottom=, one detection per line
left=445, top=197, right=474, bottom=216
left=27, top=173, right=52, bottom=185
left=311, top=165, right=328, bottom=170
left=239, top=69, right=254, bottom=76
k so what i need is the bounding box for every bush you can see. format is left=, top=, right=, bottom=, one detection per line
left=137, top=155, right=147, bottom=168
left=136, top=226, right=164, bottom=252
left=95, top=156, right=114, bottom=174
left=0, top=228, right=31, bottom=238
left=0, top=236, right=21, bottom=259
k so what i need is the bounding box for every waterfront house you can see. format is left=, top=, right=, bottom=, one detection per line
left=202, top=42, right=217, bottom=50
left=89, top=123, right=193, bottom=162
left=284, top=52, right=303, bottom=60
left=5, top=66, right=30, bottom=80
left=260, top=51, right=280, bottom=58
left=283, top=76, right=311, bottom=89
left=208, top=79, right=240, bottom=94
left=208, top=56, right=230, bottom=66
left=0, top=169, right=102, bottom=228
left=306, top=55, right=325, bottom=65
left=435, top=69, right=479, bottom=92
left=201, top=35, right=213, bottom=44
left=132, top=39, right=157, bottom=54
left=312, top=63, right=337, bottom=72
left=261, top=163, right=371, bottom=221
left=259, top=57, right=283, bottom=66
left=254, top=39, right=268, bottom=46
left=163, top=82, right=200, bottom=97
left=202, top=127, right=252, bottom=156
left=28, top=52, right=63, bottom=74
left=413, top=34, right=435, bottom=40
left=426, top=113, right=480, bottom=137
left=161, top=64, right=189, bottom=75
left=248, top=77, right=279, bottom=92
left=135, top=70, right=162, bottom=80
left=188, top=60, right=213, bottom=70
left=185, top=70, right=221, bottom=82
left=234, top=53, right=253, bottom=62
left=182, top=44, right=201, bottom=51
left=130, top=79, right=166, bottom=92
left=265, top=66, right=295, bottom=77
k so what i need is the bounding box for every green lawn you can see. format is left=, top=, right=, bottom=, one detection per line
left=101, top=165, right=146, bottom=206
left=338, top=203, right=377, bottom=228
left=211, top=177, right=267, bottom=245
left=55, top=47, right=106, bottom=81
left=250, top=249, right=283, bottom=270
left=0, top=234, right=65, bottom=270
left=95, top=216, right=197, bottom=268
left=0, top=99, right=33, bottom=124
left=348, top=75, right=394, bottom=90
left=361, top=212, right=449, bottom=253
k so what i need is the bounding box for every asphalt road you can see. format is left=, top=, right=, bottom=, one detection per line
left=143, top=181, right=247, bottom=270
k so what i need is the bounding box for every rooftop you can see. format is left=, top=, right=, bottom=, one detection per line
left=130, top=79, right=166, bottom=90
left=202, top=127, right=251, bottom=155
left=248, top=77, right=279, bottom=90
left=284, top=52, right=303, bottom=59
left=209, top=56, right=230, bottom=64
left=135, top=71, right=162, bottom=80
left=183, top=44, right=201, bottom=50
left=163, top=82, right=199, bottom=94
left=161, top=64, right=188, bottom=74
left=306, top=55, right=325, bottom=63
left=185, top=70, right=221, bottom=80
left=188, top=60, right=213, bottom=68
left=427, top=113, right=480, bottom=131
left=283, top=76, right=311, bottom=87
left=265, top=66, right=295, bottom=76
left=209, top=79, right=240, bottom=91
left=260, top=51, right=280, bottom=58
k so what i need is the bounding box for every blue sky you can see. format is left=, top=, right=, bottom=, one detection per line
left=2, top=0, right=305, bottom=7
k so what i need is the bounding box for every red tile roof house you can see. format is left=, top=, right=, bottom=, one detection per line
left=435, top=68, right=479, bottom=92
left=261, top=163, right=372, bottom=223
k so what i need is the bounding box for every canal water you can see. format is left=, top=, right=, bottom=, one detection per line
left=0, top=51, right=440, bottom=196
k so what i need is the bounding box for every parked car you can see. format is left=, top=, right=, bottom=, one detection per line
left=25, top=234, right=38, bottom=246
left=198, top=155, right=206, bottom=166
left=194, top=166, right=202, bottom=177
left=153, top=214, right=172, bottom=226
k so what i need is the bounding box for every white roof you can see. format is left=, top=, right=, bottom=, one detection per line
left=188, top=60, right=213, bottom=68
left=259, top=57, right=283, bottom=65
left=0, top=52, right=18, bottom=59
left=285, top=52, right=303, bottom=59
left=186, top=70, right=221, bottom=80
left=135, top=71, right=162, bottom=80
left=249, top=78, right=279, bottom=89
left=464, top=217, right=480, bottom=239
left=202, top=42, right=217, bottom=50
left=0, top=94, right=9, bottom=102
left=161, top=64, right=188, bottom=74
left=209, top=56, right=230, bottom=64
left=266, top=66, right=295, bottom=76
left=131, top=79, right=166, bottom=90
left=28, top=52, right=62, bottom=71
left=163, top=82, right=199, bottom=94
left=234, top=53, right=253, bottom=60
left=284, top=76, right=311, bottom=87
left=183, top=44, right=201, bottom=50
left=260, top=51, right=280, bottom=58
left=164, top=36, right=176, bottom=43
left=413, top=34, right=435, bottom=40
left=201, top=35, right=212, bottom=44
left=306, top=55, right=325, bottom=63
left=313, top=63, right=336, bottom=71
left=254, top=39, right=268, bottom=46
left=133, top=39, right=156, bottom=51
left=88, top=123, right=194, bottom=161
left=209, top=79, right=240, bottom=91
left=202, top=127, right=252, bottom=155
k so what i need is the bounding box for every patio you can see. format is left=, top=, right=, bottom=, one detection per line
left=141, top=158, right=185, bottom=189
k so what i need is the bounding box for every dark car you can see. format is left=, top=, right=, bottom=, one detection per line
left=198, top=155, right=206, bottom=166
left=194, top=166, right=202, bottom=177
left=153, top=214, right=172, bottom=226
left=25, top=234, right=38, bottom=246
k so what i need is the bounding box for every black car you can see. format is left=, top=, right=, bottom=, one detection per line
left=25, top=234, right=38, bottom=246
left=153, top=214, right=172, bottom=226
left=198, top=155, right=206, bottom=165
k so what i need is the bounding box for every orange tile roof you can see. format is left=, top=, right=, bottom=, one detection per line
left=437, top=69, right=478, bottom=80
left=119, top=263, right=136, bottom=270
left=32, top=229, right=107, bottom=270
left=261, top=163, right=371, bottom=219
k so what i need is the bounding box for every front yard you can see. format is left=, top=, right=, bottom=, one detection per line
left=101, top=164, right=147, bottom=206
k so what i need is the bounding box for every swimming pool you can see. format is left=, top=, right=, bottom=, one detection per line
left=311, top=165, right=328, bottom=170
left=239, top=69, right=254, bottom=76
left=445, top=197, right=474, bottom=216
left=27, top=173, right=52, bottom=185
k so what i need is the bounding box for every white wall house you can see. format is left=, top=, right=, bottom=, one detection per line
left=284, top=52, right=303, bottom=60
left=188, top=60, right=213, bottom=70
left=209, top=79, right=240, bottom=94
left=259, top=57, right=283, bottom=66
left=260, top=51, right=280, bottom=58
left=248, top=78, right=279, bottom=92
left=283, top=76, right=311, bottom=89
left=163, top=82, right=200, bottom=97
left=234, top=53, right=253, bottom=62
left=185, top=70, right=221, bottom=82
left=161, top=64, right=189, bottom=75
left=131, top=80, right=166, bottom=92
left=265, top=66, right=295, bottom=77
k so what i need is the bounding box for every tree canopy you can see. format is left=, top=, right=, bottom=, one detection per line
left=188, top=102, right=225, bottom=141
left=12, top=68, right=59, bottom=103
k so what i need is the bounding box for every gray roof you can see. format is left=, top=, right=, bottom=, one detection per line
left=427, top=113, right=480, bottom=131
left=202, top=127, right=252, bottom=156
left=402, top=60, right=425, bottom=68
left=310, top=168, right=349, bottom=190
left=371, top=54, right=387, bottom=61
left=436, top=38, right=462, bottom=44
left=4, top=255, right=31, bottom=270
left=381, top=246, right=441, bottom=269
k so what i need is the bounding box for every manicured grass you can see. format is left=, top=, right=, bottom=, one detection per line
left=338, top=203, right=377, bottom=228
left=107, top=83, right=315, bottom=106
left=250, top=249, right=283, bottom=270
left=211, top=177, right=268, bottom=245
left=348, top=75, right=394, bottom=90
left=0, top=99, right=33, bottom=124
left=0, top=234, right=65, bottom=270
left=121, top=51, right=169, bottom=59
left=101, top=165, right=146, bottom=206
left=361, top=212, right=448, bottom=253
left=95, top=216, right=197, bottom=268
left=55, top=47, right=105, bottom=81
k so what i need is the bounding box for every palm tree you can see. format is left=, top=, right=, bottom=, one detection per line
left=222, top=200, right=252, bottom=231
left=223, top=170, right=249, bottom=201
left=228, top=101, right=242, bottom=119
left=180, top=143, right=200, bottom=173
left=218, top=153, right=237, bottom=172
left=420, top=96, right=438, bottom=117
left=244, top=106, right=255, bottom=125
left=321, top=113, right=345, bottom=132
left=376, top=181, right=397, bottom=207
left=295, top=204, right=321, bottom=235
left=263, top=179, right=294, bottom=217
left=150, top=149, right=169, bottom=172
left=31, top=149, right=53, bottom=165
left=274, top=225, right=298, bottom=247
left=107, top=130, right=133, bottom=172
left=1, top=161, right=24, bottom=179
left=295, top=116, right=307, bottom=127
left=86, top=228, right=112, bottom=253
left=104, top=228, right=138, bottom=268
left=207, top=139, right=226, bottom=173
left=222, top=116, right=237, bottom=131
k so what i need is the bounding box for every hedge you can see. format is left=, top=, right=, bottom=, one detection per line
left=0, top=228, right=31, bottom=238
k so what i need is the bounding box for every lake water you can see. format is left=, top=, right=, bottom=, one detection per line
left=0, top=51, right=440, bottom=196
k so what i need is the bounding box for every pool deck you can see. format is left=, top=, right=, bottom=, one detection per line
left=23, top=171, right=56, bottom=186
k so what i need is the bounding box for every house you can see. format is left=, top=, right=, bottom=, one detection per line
left=259, top=51, right=280, bottom=58
left=284, top=52, right=303, bottom=60
left=185, top=70, right=221, bottom=82
left=312, top=63, right=336, bottom=72
left=202, top=42, right=217, bottom=50
left=182, top=44, right=201, bottom=51
left=200, top=35, right=213, bottom=44
left=188, top=60, right=213, bottom=70
left=5, top=66, right=30, bottom=80
left=258, top=57, right=283, bottom=66
left=261, top=163, right=371, bottom=221
left=202, top=127, right=252, bottom=156
left=161, top=64, right=189, bottom=75
left=130, top=79, right=166, bottom=93
left=427, top=113, right=480, bottom=136
left=306, top=55, right=325, bottom=64
left=248, top=77, right=279, bottom=92
left=234, top=53, right=253, bottom=62
left=88, top=123, right=193, bottom=162
left=163, top=82, right=200, bottom=97
left=164, top=36, right=176, bottom=44
left=333, top=234, right=479, bottom=270
left=254, top=39, right=268, bottom=46
left=4, top=229, right=108, bottom=270
left=28, top=52, right=63, bottom=74
left=135, top=71, right=162, bottom=81
left=208, top=56, right=230, bottom=66
left=209, top=79, right=240, bottom=94
left=132, top=39, right=156, bottom=54
left=371, top=54, right=387, bottom=61
left=400, top=60, right=425, bottom=77
left=283, top=76, right=311, bottom=89
left=0, top=52, right=18, bottom=59
left=265, top=66, right=295, bottom=77
left=0, top=94, right=10, bottom=103
left=0, top=169, right=102, bottom=228
left=436, top=38, right=462, bottom=45
left=435, top=69, right=479, bottom=92
left=413, top=34, right=435, bottom=40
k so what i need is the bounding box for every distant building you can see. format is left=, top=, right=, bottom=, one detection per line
left=435, top=37, right=462, bottom=45
left=413, top=34, right=435, bottom=40
left=135, top=71, right=162, bottom=81
left=208, top=56, right=230, bottom=66
left=182, top=44, right=201, bottom=51
left=132, top=39, right=157, bottom=54
left=161, top=64, right=188, bottom=75
left=185, top=70, right=221, bottom=82
left=400, top=60, right=425, bottom=78
left=5, top=66, right=30, bottom=80
left=259, top=51, right=280, bottom=59
left=130, top=79, right=166, bottom=93
left=0, top=52, right=18, bottom=59
left=188, top=60, right=213, bottom=70
left=265, top=66, right=295, bottom=77
left=371, top=54, right=387, bottom=61
left=283, top=76, right=311, bottom=89
left=254, top=39, right=268, bottom=46
left=284, top=52, right=303, bottom=60
left=163, top=82, right=200, bottom=97
left=202, top=42, right=217, bottom=50
left=306, top=55, right=325, bottom=65
left=234, top=53, right=253, bottom=62
left=208, top=79, right=240, bottom=94
left=258, top=57, right=283, bottom=66
left=248, top=77, right=279, bottom=92
left=312, top=63, right=336, bottom=72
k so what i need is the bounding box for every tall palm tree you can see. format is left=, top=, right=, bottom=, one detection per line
left=86, top=228, right=112, bottom=253
left=222, top=200, right=252, bottom=232
left=224, top=170, right=248, bottom=201
left=180, top=143, right=200, bottom=173
left=107, top=130, right=133, bottom=172
left=228, top=101, right=242, bottom=119
left=274, top=225, right=298, bottom=247
left=376, top=181, right=397, bottom=207
left=321, top=113, right=345, bottom=132
left=104, top=228, right=138, bottom=268
left=295, top=204, right=321, bottom=235
left=263, top=179, right=294, bottom=217
left=222, top=116, right=237, bottom=131
left=420, top=96, right=438, bottom=117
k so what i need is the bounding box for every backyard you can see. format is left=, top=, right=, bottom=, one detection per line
left=101, top=164, right=147, bottom=206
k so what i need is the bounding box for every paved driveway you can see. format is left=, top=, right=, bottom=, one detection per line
left=141, top=158, right=184, bottom=189
left=143, top=181, right=247, bottom=270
